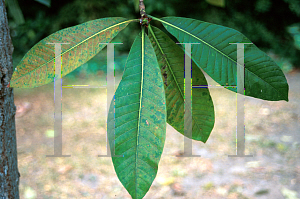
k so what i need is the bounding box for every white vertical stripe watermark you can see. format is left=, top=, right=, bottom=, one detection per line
left=42, top=41, right=254, bottom=158
left=45, top=42, right=122, bottom=157
left=228, top=43, right=253, bottom=157
left=98, top=43, right=123, bottom=157
left=176, top=43, right=201, bottom=157
left=177, top=42, right=254, bottom=158
left=46, top=43, right=71, bottom=157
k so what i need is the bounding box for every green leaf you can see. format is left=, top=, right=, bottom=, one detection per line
left=206, top=0, right=225, bottom=7
left=151, top=16, right=289, bottom=102
left=287, top=23, right=300, bottom=50
left=107, top=30, right=166, bottom=199
left=133, top=0, right=139, bottom=11
left=148, top=25, right=214, bottom=143
left=34, top=0, right=51, bottom=7
left=6, top=0, right=25, bottom=25
left=10, top=18, right=137, bottom=88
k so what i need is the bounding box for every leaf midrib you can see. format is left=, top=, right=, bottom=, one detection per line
left=149, top=16, right=240, bottom=67
left=135, top=28, right=145, bottom=196
left=149, top=25, right=209, bottom=141
left=148, top=25, right=185, bottom=100
left=150, top=15, right=285, bottom=99
left=14, top=19, right=137, bottom=82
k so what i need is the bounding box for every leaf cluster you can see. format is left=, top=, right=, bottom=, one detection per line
left=9, top=0, right=300, bottom=72
left=9, top=11, right=290, bottom=197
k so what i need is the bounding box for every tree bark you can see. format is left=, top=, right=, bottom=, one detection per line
left=0, top=0, right=20, bottom=198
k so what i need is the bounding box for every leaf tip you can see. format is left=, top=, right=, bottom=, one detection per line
left=201, top=137, right=209, bottom=144
left=284, top=97, right=289, bottom=102
left=283, top=88, right=289, bottom=102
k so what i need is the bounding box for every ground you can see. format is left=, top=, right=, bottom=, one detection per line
left=14, top=69, right=300, bottom=199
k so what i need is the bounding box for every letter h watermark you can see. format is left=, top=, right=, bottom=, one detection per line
left=45, top=42, right=254, bottom=158
left=45, top=43, right=122, bottom=158
left=176, top=42, right=254, bottom=158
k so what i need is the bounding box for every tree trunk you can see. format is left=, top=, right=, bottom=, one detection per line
left=0, top=0, right=20, bottom=198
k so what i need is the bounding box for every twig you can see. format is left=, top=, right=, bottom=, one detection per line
left=139, top=0, right=152, bottom=27
left=139, top=0, right=146, bottom=17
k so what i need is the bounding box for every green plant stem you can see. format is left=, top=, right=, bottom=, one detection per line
left=147, top=15, right=159, bottom=21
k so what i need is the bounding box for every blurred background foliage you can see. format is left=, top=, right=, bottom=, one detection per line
left=6, top=0, right=300, bottom=79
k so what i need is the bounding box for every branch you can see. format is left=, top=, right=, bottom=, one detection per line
left=139, top=0, right=146, bottom=17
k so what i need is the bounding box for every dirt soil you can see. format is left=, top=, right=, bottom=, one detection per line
left=14, top=70, right=300, bottom=199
